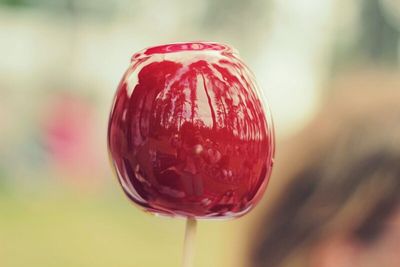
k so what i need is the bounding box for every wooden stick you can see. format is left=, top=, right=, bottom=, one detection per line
left=182, top=217, right=197, bottom=267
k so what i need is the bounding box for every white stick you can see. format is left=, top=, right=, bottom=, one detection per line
left=182, top=217, right=197, bottom=267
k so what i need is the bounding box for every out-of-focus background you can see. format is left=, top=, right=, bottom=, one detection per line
left=1, top=0, right=400, bottom=266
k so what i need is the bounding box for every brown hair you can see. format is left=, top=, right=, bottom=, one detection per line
left=251, top=71, right=400, bottom=267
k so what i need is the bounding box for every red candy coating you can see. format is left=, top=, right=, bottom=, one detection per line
left=108, top=42, right=274, bottom=219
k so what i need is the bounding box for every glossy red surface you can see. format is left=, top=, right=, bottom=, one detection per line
left=108, top=42, right=274, bottom=219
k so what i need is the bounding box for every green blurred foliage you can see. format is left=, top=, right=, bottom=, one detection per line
left=0, top=0, right=27, bottom=6
left=0, top=189, right=247, bottom=267
left=331, top=0, right=400, bottom=74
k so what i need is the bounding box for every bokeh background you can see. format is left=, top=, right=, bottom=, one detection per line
left=1, top=0, right=400, bottom=266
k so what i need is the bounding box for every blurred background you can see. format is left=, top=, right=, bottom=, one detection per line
left=1, top=0, right=400, bottom=266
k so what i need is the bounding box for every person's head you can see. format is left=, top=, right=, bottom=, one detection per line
left=251, top=71, right=400, bottom=267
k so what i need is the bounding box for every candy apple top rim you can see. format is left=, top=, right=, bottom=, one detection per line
left=131, top=41, right=237, bottom=61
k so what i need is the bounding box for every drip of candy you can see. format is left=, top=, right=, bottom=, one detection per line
left=108, top=42, right=275, bottom=219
